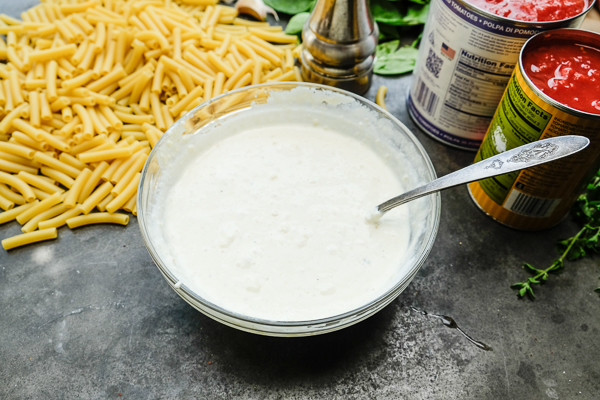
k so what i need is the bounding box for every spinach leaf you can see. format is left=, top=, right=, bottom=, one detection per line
left=376, top=40, right=402, bottom=57
left=411, top=32, right=423, bottom=48
left=378, top=23, right=401, bottom=41
left=403, top=4, right=430, bottom=25
left=371, top=0, right=404, bottom=25
left=285, top=12, right=310, bottom=35
left=264, top=0, right=316, bottom=15
left=371, top=0, right=430, bottom=26
left=374, top=40, right=419, bottom=75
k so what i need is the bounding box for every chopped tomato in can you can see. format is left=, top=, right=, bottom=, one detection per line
left=467, top=0, right=588, bottom=22
left=523, top=41, right=600, bottom=114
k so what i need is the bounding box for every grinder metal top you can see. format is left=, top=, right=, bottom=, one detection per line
left=301, top=0, right=378, bottom=95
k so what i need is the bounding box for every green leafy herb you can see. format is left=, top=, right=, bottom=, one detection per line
left=371, top=0, right=429, bottom=26
left=556, top=224, right=600, bottom=261
left=402, top=3, right=430, bottom=25
left=371, top=0, right=404, bottom=25
left=263, top=0, right=316, bottom=15
left=378, top=23, right=401, bottom=41
left=411, top=32, right=423, bottom=49
left=512, top=169, right=600, bottom=298
left=285, top=12, right=310, bottom=35
left=374, top=40, right=419, bottom=75
left=371, top=1, right=429, bottom=74
left=511, top=232, right=576, bottom=298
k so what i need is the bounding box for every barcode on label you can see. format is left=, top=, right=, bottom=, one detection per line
left=415, top=77, right=439, bottom=116
left=503, top=190, right=560, bottom=218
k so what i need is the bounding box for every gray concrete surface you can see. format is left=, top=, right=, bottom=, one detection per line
left=1, top=2, right=599, bottom=399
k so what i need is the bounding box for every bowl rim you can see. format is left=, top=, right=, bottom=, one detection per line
left=137, top=82, right=441, bottom=330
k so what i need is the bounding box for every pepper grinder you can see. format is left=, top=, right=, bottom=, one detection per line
left=301, top=0, right=378, bottom=95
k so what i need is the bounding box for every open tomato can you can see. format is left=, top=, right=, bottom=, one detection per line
left=469, top=29, right=600, bottom=230
left=407, top=0, right=595, bottom=151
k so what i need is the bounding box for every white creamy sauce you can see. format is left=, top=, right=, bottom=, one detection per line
left=148, top=87, right=428, bottom=322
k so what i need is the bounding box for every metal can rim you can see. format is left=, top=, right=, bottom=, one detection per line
left=518, top=28, right=600, bottom=120
left=455, top=0, right=596, bottom=28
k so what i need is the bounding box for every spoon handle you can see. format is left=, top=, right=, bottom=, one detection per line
left=377, top=135, right=590, bottom=213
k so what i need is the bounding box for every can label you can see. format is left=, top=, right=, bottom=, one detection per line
left=469, top=67, right=600, bottom=230
left=408, top=0, right=580, bottom=150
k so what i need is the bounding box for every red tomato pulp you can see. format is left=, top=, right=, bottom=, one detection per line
left=523, top=41, right=600, bottom=114
left=466, top=0, right=587, bottom=21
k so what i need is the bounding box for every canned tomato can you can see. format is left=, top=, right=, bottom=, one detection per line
left=407, top=0, right=594, bottom=150
left=468, top=29, right=600, bottom=230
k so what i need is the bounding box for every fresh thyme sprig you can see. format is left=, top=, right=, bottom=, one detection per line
left=512, top=169, right=600, bottom=298
left=511, top=227, right=586, bottom=298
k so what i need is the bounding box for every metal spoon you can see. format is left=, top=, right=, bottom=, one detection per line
left=366, top=135, right=590, bottom=223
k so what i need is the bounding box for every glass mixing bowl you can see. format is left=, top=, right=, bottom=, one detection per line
left=138, top=83, right=440, bottom=337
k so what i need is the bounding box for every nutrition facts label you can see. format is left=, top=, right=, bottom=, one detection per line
left=439, top=49, right=513, bottom=134
left=408, top=0, right=547, bottom=149
left=446, top=50, right=513, bottom=115
left=474, top=75, right=551, bottom=204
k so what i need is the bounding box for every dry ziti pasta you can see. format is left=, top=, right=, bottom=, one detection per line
left=0, top=0, right=302, bottom=250
left=376, top=85, right=388, bottom=111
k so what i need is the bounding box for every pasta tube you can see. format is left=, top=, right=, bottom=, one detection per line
left=0, top=183, right=26, bottom=205
left=16, top=192, right=63, bottom=224
left=0, top=141, right=35, bottom=159
left=111, top=153, right=147, bottom=195
left=2, top=227, right=58, bottom=250
left=0, top=201, right=37, bottom=225
left=67, top=212, right=129, bottom=228
left=21, top=203, right=68, bottom=233
left=376, top=86, right=388, bottom=111
left=33, top=152, right=81, bottom=178
left=18, top=171, right=65, bottom=194
left=0, top=194, right=14, bottom=211
left=0, top=170, right=35, bottom=202
left=29, top=44, right=77, bottom=63
left=38, top=206, right=82, bottom=230
left=63, top=167, right=92, bottom=208
left=80, top=181, right=113, bottom=214
left=78, top=147, right=134, bottom=164
left=106, top=172, right=140, bottom=213
left=41, top=167, right=75, bottom=189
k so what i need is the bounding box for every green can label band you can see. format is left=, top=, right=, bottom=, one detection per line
left=475, top=75, right=553, bottom=205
